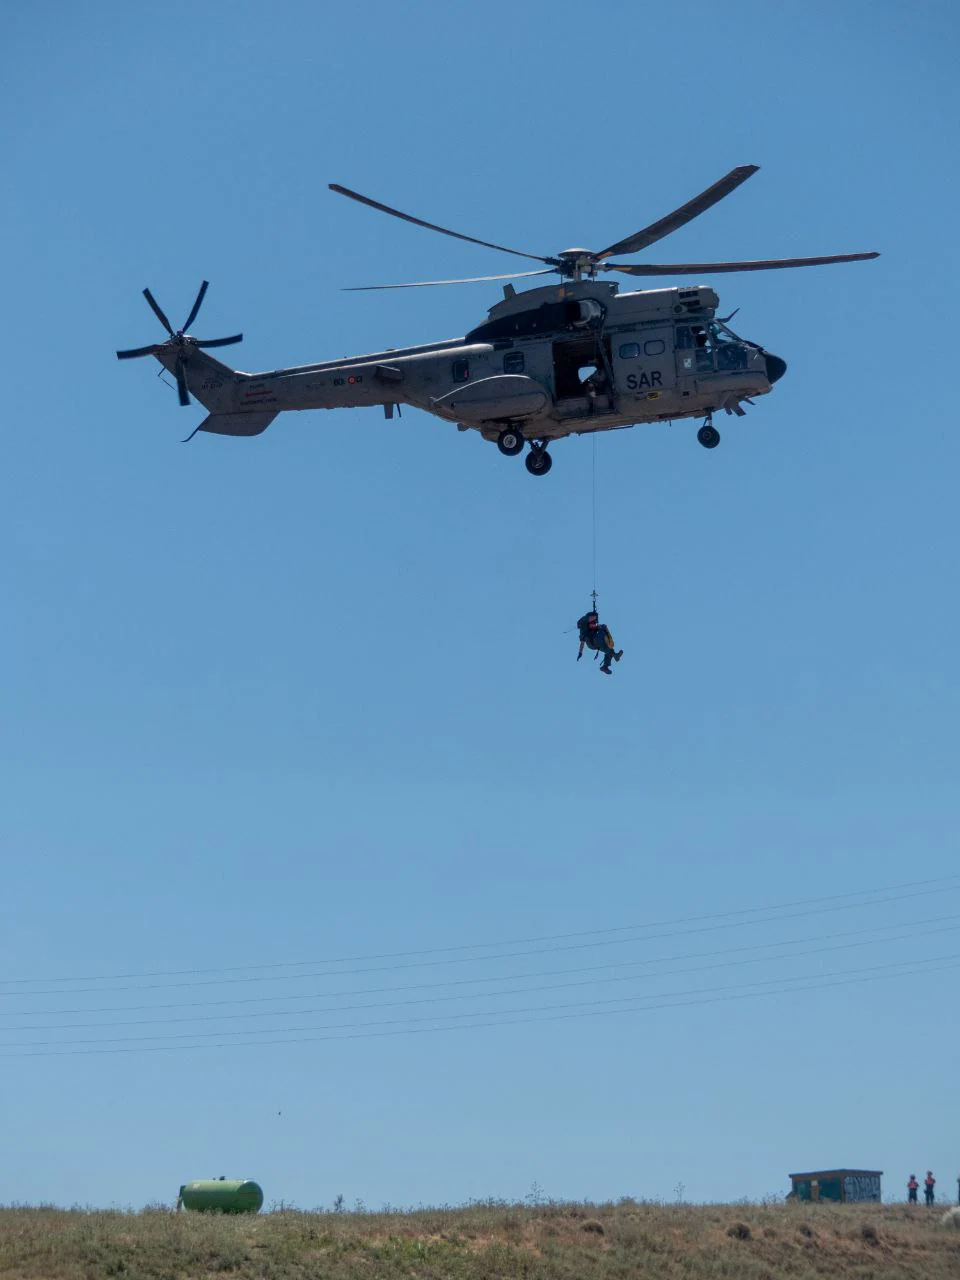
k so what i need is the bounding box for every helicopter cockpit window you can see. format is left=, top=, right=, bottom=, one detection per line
left=503, top=351, right=525, bottom=375
left=710, top=323, right=748, bottom=371
left=676, top=325, right=715, bottom=369
left=675, top=326, right=708, bottom=350
left=618, top=342, right=640, bottom=359
left=715, top=340, right=747, bottom=370
left=451, top=359, right=470, bottom=382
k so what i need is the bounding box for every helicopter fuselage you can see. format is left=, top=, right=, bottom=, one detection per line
left=160, top=279, right=786, bottom=463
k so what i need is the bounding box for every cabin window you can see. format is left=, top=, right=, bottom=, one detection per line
left=644, top=339, right=665, bottom=356
left=503, top=351, right=525, bottom=374
left=618, top=342, right=640, bottom=359
left=451, top=359, right=469, bottom=382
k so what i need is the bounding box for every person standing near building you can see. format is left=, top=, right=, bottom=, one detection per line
left=907, top=1174, right=919, bottom=1204
left=924, top=1171, right=936, bottom=1205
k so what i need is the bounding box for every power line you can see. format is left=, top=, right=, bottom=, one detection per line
left=3, top=911, right=957, bottom=1030
left=2, top=916, right=956, bottom=1041
left=1, top=876, right=955, bottom=997
left=0, top=954, right=955, bottom=1059
left=3, top=872, right=951, bottom=989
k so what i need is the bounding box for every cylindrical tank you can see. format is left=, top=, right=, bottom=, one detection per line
left=178, top=1178, right=264, bottom=1213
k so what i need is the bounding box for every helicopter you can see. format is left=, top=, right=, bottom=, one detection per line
left=116, top=166, right=878, bottom=475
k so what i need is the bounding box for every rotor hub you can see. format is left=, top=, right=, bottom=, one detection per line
left=557, top=249, right=598, bottom=281
left=115, top=280, right=243, bottom=407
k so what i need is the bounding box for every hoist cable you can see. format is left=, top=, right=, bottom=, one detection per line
left=591, top=434, right=599, bottom=603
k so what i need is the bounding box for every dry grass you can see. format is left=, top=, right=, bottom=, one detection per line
left=1, top=1198, right=958, bottom=1279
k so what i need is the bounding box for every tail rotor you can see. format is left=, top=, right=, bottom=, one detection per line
left=116, top=281, right=243, bottom=407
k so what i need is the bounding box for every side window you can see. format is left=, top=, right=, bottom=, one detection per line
left=676, top=326, right=693, bottom=350
left=644, top=339, right=665, bottom=356
left=451, top=359, right=469, bottom=382
left=618, top=342, right=640, bottom=359
left=503, top=351, right=525, bottom=374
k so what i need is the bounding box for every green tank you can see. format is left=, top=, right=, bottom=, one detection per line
left=178, top=1178, right=264, bottom=1213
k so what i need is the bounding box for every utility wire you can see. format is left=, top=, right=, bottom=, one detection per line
left=1, top=875, right=955, bottom=996
left=3, top=916, right=957, bottom=1039
left=2, top=911, right=957, bottom=1028
left=0, top=954, right=955, bottom=1059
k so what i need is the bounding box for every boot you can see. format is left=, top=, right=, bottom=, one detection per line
left=614, top=650, right=623, bottom=662
left=600, top=662, right=612, bottom=675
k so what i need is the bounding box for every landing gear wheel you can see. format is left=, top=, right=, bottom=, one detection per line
left=525, top=447, right=553, bottom=476
left=697, top=424, right=721, bottom=449
left=497, top=427, right=525, bottom=457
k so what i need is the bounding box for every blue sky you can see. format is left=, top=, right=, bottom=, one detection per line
left=2, top=0, right=958, bottom=1210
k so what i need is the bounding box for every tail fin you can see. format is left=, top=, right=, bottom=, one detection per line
left=152, top=344, right=248, bottom=413
left=185, top=409, right=278, bottom=441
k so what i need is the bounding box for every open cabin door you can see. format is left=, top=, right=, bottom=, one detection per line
left=552, top=334, right=614, bottom=409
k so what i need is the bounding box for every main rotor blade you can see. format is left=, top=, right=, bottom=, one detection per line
left=602, top=251, right=880, bottom=276
left=143, top=288, right=174, bottom=335
left=193, top=333, right=243, bottom=347
left=343, top=269, right=555, bottom=291
left=174, top=356, right=190, bottom=407
left=116, top=344, right=160, bottom=359
left=594, top=165, right=760, bottom=261
left=181, top=280, right=209, bottom=332
left=329, top=183, right=553, bottom=265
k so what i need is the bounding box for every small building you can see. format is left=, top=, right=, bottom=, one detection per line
left=789, top=1169, right=882, bottom=1203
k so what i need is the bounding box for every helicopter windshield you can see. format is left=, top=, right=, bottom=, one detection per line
left=677, top=320, right=751, bottom=372
left=711, top=322, right=749, bottom=370
left=713, top=318, right=753, bottom=345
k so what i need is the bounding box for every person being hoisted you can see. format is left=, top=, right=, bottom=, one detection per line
left=577, top=606, right=623, bottom=675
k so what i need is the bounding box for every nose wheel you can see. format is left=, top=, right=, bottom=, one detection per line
left=525, top=444, right=553, bottom=476
left=697, top=416, right=721, bottom=449
left=497, top=426, right=525, bottom=457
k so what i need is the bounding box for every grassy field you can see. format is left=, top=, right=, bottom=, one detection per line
left=1, top=1198, right=958, bottom=1279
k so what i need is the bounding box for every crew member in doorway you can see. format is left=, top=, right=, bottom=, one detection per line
left=581, top=365, right=609, bottom=401
left=924, top=1171, right=936, bottom=1205
left=907, top=1174, right=919, bottom=1204
left=577, top=610, right=623, bottom=675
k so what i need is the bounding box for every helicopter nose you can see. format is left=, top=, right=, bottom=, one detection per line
left=764, top=353, right=787, bottom=383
